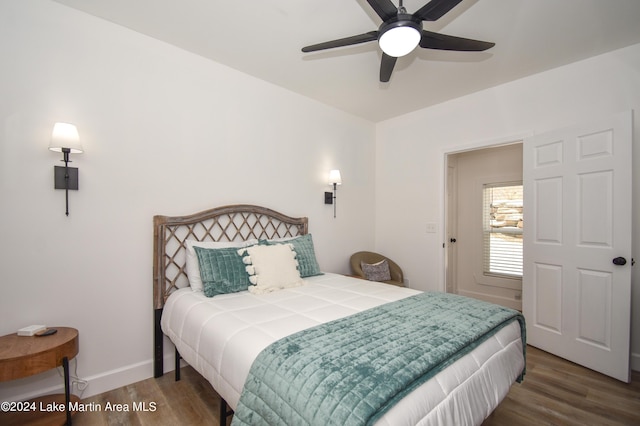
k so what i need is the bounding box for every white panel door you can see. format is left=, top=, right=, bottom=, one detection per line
left=523, top=111, right=633, bottom=382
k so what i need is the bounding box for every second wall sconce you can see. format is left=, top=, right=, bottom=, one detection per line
left=324, top=169, right=342, bottom=218
left=49, top=122, right=83, bottom=216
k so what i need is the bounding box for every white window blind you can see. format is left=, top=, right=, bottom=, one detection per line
left=483, top=183, right=523, bottom=278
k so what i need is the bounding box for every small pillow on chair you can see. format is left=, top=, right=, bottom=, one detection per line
left=361, top=259, right=391, bottom=282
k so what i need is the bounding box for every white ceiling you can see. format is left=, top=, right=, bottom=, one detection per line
left=52, top=0, right=640, bottom=122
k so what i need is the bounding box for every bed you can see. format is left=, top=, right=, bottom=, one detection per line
left=153, top=204, right=525, bottom=426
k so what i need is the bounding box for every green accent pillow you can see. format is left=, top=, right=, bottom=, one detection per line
left=194, top=246, right=251, bottom=297
left=263, top=234, right=323, bottom=278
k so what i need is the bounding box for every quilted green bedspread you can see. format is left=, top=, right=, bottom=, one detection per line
left=231, top=292, right=526, bottom=426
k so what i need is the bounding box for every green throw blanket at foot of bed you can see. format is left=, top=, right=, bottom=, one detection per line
left=231, top=292, right=526, bottom=426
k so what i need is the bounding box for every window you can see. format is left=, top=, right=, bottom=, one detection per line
left=483, top=182, right=523, bottom=278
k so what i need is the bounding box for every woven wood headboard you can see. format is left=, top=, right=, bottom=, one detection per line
left=152, top=204, right=308, bottom=378
left=153, top=204, right=308, bottom=310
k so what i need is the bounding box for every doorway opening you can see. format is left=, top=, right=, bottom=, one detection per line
left=445, top=142, right=523, bottom=310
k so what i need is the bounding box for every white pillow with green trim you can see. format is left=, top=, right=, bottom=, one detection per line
left=238, top=244, right=304, bottom=294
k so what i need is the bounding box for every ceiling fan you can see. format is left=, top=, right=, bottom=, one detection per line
left=301, top=0, right=495, bottom=82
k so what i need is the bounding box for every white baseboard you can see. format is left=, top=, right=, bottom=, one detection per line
left=456, top=289, right=522, bottom=311
left=0, top=353, right=178, bottom=402
left=632, top=351, right=640, bottom=372
left=75, top=351, right=186, bottom=398
left=80, top=359, right=155, bottom=398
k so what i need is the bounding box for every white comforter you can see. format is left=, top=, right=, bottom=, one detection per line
left=161, top=273, right=524, bottom=425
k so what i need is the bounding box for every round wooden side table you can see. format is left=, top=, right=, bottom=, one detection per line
left=0, top=327, right=79, bottom=425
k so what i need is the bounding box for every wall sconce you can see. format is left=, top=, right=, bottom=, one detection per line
left=324, top=169, right=342, bottom=218
left=49, top=122, right=83, bottom=216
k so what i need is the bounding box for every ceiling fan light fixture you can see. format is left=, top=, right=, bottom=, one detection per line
left=301, top=1, right=494, bottom=83
left=378, top=19, right=421, bottom=57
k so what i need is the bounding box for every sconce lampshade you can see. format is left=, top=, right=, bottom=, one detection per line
left=49, top=122, right=83, bottom=153
left=328, top=169, right=342, bottom=185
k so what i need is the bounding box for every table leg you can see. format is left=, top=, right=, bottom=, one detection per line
left=63, top=356, right=71, bottom=425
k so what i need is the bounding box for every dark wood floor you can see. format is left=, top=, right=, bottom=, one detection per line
left=484, top=347, right=640, bottom=425
left=72, top=346, right=640, bottom=425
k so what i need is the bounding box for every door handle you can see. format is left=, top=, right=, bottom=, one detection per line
left=612, top=257, right=627, bottom=266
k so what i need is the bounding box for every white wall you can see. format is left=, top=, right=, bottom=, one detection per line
left=0, top=1, right=376, bottom=400
left=375, top=43, right=640, bottom=369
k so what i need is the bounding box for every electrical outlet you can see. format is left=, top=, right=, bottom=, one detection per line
left=426, top=223, right=437, bottom=233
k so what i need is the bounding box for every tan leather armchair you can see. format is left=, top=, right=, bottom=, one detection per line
left=349, top=251, right=404, bottom=287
